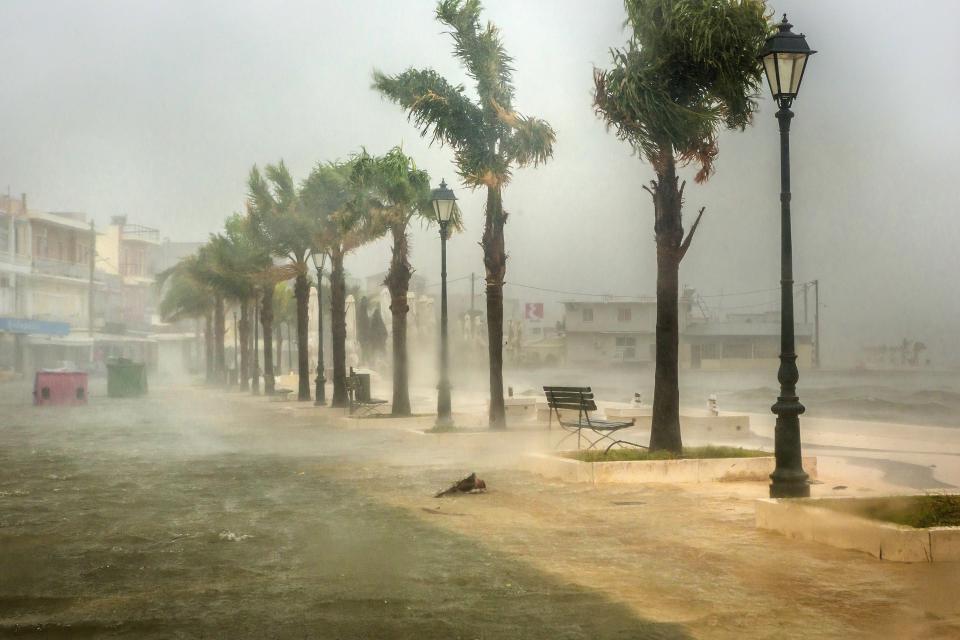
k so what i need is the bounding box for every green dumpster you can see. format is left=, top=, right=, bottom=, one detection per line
left=106, top=358, right=148, bottom=398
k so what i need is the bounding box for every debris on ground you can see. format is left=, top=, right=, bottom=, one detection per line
left=434, top=472, right=486, bottom=497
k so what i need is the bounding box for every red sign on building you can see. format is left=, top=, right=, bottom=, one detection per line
left=524, top=302, right=544, bottom=321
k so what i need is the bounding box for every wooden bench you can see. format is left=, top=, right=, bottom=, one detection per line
left=346, top=369, right=387, bottom=417
left=543, top=386, right=645, bottom=453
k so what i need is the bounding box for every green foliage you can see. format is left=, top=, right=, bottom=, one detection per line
left=565, top=446, right=769, bottom=462
left=594, top=0, right=769, bottom=182
left=302, top=154, right=387, bottom=257
left=157, top=254, right=212, bottom=322
left=202, top=213, right=271, bottom=302
left=819, top=495, right=960, bottom=529
left=373, top=0, right=555, bottom=189
left=247, top=161, right=316, bottom=269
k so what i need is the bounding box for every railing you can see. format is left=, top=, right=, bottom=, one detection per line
left=32, top=256, right=87, bottom=279
left=121, top=224, right=160, bottom=244
left=0, top=249, right=30, bottom=267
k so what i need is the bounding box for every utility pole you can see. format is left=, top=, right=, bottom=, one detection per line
left=88, top=221, right=96, bottom=335
left=802, top=281, right=809, bottom=324
left=814, top=279, right=820, bottom=369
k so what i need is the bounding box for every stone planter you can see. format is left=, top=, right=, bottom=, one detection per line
left=505, top=397, right=538, bottom=421
left=756, top=497, right=960, bottom=562
left=602, top=408, right=750, bottom=440
left=526, top=452, right=817, bottom=485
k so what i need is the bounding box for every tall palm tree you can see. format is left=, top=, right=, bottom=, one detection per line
left=366, top=147, right=436, bottom=416
left=373, top=0, right=555, bottom=429
left=246, top=169, right=302, bottom=396
left=157, top=253, right=215, bottom=381
left=247, top=162, right=318, bottom=401
left=302, top=156, right=386, bottom=408
left=594, top=0, right=768, bottom=453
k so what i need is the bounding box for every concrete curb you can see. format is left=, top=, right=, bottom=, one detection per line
left=526, top=452, right=817, bottom=485
left=755, top=497, right=960, bottom=562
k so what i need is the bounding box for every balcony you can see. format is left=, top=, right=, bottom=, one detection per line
left=121, top=224, right=160, bottom=244
left=32, top=256, right=87, bottom=280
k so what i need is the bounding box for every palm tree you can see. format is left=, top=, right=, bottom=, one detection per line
left=366, top=147, right=436, bottom=416
left=157, top=253, right=215, bottom=381
left=246, top=169, right=303, bottom=396
left=373, top=0, right=555, bottom=429
left=247, top=162, right=318, bottom=401
left=593, top=0, right=768, bottom=453
left=302, top=156, right=386, bottom=408
left=203, top=214, right=271, bottom=391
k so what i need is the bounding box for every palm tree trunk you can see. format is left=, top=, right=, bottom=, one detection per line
left=214, top=295, right=226, bottom=384
left=239, top=298, right=250, bottom=391
left=275, top=325, right=283, bottom=377
left=386, top=224, right=412, bottom=416
left=330, top=249, right=348, bottom=408
left=482, top=185, right=507, bottom=430
left=294, top=271, right=311, bottom=401
left=261, top=283, right=275, bottom=394
left=204, top=311, right=214, bottom=383
left=650, top=155, right=684, bottom=454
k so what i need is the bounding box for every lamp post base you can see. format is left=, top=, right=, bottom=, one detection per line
left=314, top=376, right=326, bottom=406
left=769, top=402, right=810, bottom=498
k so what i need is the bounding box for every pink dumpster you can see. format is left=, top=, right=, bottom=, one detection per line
left=33, top=370, right=88, bottom=406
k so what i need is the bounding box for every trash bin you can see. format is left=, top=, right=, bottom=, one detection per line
left=34, top=370, right=88, bottom=406
left=355, top=373, right=372, bottom=403
left=106, top=358, right=148, bottom=398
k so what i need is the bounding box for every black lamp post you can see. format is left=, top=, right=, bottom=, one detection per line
left=432, top=179, right=457, bottom=428
left=760, top=15, right=816, bottom=499
left=311, top=251, right=327, bottom=406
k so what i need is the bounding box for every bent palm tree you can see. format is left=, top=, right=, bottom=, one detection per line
left=594, top=0, right=768, bottom=453
left=374, top=0, right=555, bottom=429
left=302, top=156, right=386, bottom=408
left=247, top=162, right=317, bottom=401
left=157, top=253, right=215, bottom=381
left=366, top=147, right=437, bottom=416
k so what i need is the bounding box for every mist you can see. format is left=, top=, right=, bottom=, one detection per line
left=3, top=2, right=960, bottom=638
left=1, top=0, right=958, bottom=365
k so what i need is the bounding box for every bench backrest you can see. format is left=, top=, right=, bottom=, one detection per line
left=543, top=386, right=597, bottom=412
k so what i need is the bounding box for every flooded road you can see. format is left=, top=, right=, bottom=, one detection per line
left=1, top=382, right=959, bottom=639
left=0, top=384, right=684, bottom=639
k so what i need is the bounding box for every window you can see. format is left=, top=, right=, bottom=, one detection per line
left=617, top=308, right=632, bottom=322
left=723, top=342, right=752, bottom=359
left=754, top=340, right=779, bottom=359
left=615, top=336, right=636, bottom=347
left=700, top=343, right=719, bottom=359
left=582, top=308, right=593, bottom=322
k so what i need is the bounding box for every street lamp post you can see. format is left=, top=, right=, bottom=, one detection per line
left=432, top=180, right=457, bottom=429
left=760, top=15, right=816, bottom=499
left=311, top=252, right=327, bottom=406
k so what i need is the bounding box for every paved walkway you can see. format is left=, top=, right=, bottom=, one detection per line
left=1, top=382, right=958, bottom=638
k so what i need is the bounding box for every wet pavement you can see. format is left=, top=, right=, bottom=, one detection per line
left=1, top=381, right=959, bottom=639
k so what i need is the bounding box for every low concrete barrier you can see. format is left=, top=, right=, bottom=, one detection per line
left=601, top=408, right=750, bottom=440
left=755, top=497, right=960, bottom=562
left=505, top=397, right=538, bottom=422
left=527, top=452, right=817, bottom=485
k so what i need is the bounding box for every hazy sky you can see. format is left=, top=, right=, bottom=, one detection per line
left=2, top=0, right=958, bottom=364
